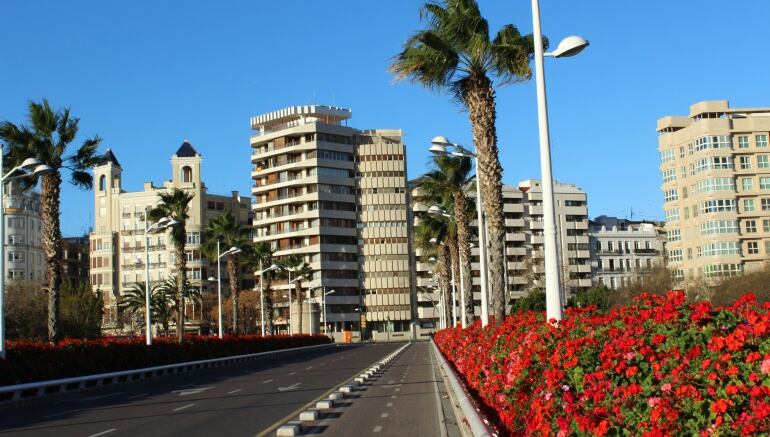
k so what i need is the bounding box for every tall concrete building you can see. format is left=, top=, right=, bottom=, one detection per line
left=250, top=105, right=414, bottom=341
left=2, top=181, right=44, bottom=283
left=413, top=180, right=590, bottom=332
left=62, top=234, right=90, bottom=285
left=90, top=144, right=252, bottom=332
left=589, top=216, right=666, bottom=289
left=658, top=101, right=770, bottom=281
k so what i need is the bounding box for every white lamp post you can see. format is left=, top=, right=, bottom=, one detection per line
left=429, top=137, right=490, bottom=327
left=428, top=206, right=464, bottom=328
left=143, top=214, right=178, bottom=346
left=429, top=235, right=457, bottom=328
left=207, top=243, right=242, bottom=339
left=323, top=289, right=335, bottom=338
left=288, top=274, right=305, bottom=335
left=259, top=263, right=285, bottom=335
left=0, top=158, right=53, bottom=359
left=530, top=0, right=589, bottom=323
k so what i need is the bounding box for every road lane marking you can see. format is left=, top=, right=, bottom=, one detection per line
left=387, top=402, right=393, bottom=407
left=395, top=388, right=400, bottom=392
left=388, top=380, right=395, bottom=384
left=87, top=429, right=116, bottom=437
left=79, top=392, right=125, bottom=402
left=288, top=372, right=296, bottom=376
left=306, top=366, right=313, bottom=370
left=228, top=389, right=243, bottom=394
left=127, top=393, right=149, bottom=400
left=173, top=403, right=195, bottom=412
left=381, top=412, right=389, bottom=418
left=262, top=379, right=274, bottom=384
left=391, top=395, right=397, bottom=399
left=278, top=382, right=302, bottom=392
left=44, top=409, right=79, bottom=418
left=373, top=426, right=383, bottom=433
left=172, top=386, right=213, bottom=396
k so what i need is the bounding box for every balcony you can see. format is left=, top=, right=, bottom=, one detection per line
left=633, top=248, right=659, bottom=255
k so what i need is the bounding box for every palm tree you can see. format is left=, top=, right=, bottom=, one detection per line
left=245, top=242, right=276, bottom=335
left=117, top=281, right=166, bottom=334
left=203, top=211, right=249, bottom=334
left=392, top=0, right=539, bottom=323
left=415, top=154, right=475, bottom=326
left=414, top=214, right=452, bottom=327
left=158, top=274, right=202, bottom=332
left=0, top=99, right=102, bottom=343
left=148, top=188, right=193, bottom=343
left=278, top=254, right=312, bottom=334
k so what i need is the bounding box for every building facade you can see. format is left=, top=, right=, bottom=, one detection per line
left=90, top=145, right=252, bottom=332
left=250, top=105, right=415, bottom=340
left=658, top=101, right=770, bottom=281
left=589, top=216, right=666, bottom=289
left=62, top=235, right=90, bottom=285
left=2, top=181, right=44, bottom=283
left=413, top=180, right=590, bottom=332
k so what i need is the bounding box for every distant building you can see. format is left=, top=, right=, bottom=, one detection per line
left=2, top=181, right=44, bottom=283
left=589, top=216, right=666, bottom=289
left=658, top=100, right=770, bottom=281
left=90, top=144, right=252, bottom=332
left=62, top=235, right=90, bottom=285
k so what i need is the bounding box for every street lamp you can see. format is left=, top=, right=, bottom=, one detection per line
left=143, top=214, right=178, bottom=346
left=0, top=158, right=53, bottom=359
left=260, top=263, right=286, bottom=335
left=530, top=0, right=589, bottom=323
left=207, top=243, right=242, bottom=339
left=429, top=136, right=489, bottom=327
left=427, top=206, right=466, bottom=329
left=288, top=274, right=305, bottom=336
left=428, top=235, right=457, bottom=328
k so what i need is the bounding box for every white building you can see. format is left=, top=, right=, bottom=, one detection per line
left=2, top=181, right=45, bottom=283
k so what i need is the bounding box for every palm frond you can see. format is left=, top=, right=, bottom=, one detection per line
left=70, top=170, right=93, bottom=189
left=491, top=25, right=539, bottom=85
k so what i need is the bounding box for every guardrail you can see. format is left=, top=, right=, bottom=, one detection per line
left=431, top=339, right=493, bottom=437
left=0, top=343, right=335, bottom=404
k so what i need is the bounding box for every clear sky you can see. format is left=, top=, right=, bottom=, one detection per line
left=2, top=1, right=769, bottom=236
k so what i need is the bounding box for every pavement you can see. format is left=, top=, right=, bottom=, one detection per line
left=0, top=343, right=403, bottom=437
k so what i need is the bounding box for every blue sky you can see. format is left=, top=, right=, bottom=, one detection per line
left=2, top=1, right=769, bottom=236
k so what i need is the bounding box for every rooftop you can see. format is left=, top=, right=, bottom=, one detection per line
left=250, top=105, right=352, bottom=132
left=175, top=140, right=199, bottom=158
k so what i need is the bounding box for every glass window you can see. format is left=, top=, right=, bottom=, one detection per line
left=761, top=177, right=770, bottom=190
left=748, top=242, right=759, bottom=255
left=758, top=155, right=770, bottom=169
left=757, top=134, right=768, bottom=148
left=669, top=249, right=683, bottom=262
left=743, top=177, right=754, bottom=191
left=740, top=156, right=752, bottom=170
left=664, top=189, right=678, bottom=202
left=744, top=199, right=755, bottom=212
left=738, top=135, right=750, bottom=148
left=764, top=219, right=770, bottom=233
left=746, top=220, right=757, bottom=233
left=763, top=198, right=770, bottom=211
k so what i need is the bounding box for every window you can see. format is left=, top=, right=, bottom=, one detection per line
left=8, top=235, right=24, bottom=245
left=8, top=252, right=23, bottom=262
left=764, top=219, right=770, bottom=233
left=681, top=167, right=687, bottom=179
left=694, top=135, right=731, bottom=152
left=181, top=166, right=193, bottom=182
left=694, top=156, right=733, bottom=173
left=748, top=242, right=759, bottom=255
left=7, top=217, right=25, bottom=228
left=757, top=134, right=768, bottom=148
left=739, top=156, right=752, bottom=170
left=664, top=189, right=678, bottom=202
left=766, top=241, right=770, bottom=254
left=674, top=269, right=684, bottom=280
left=704, top=264, right=742, bottom=278
left=699, top=199, right=736, bottom=214
left=744, top=199, right=755, bottom=212
left=665, top=208, right=680, bottom=222
left=759, top=155, right=770, bottom=169
left=669, top=249, right=683, bottom=262
left=761, top=177, right=770, bottom=190
left=746, top=220, right=757, bottom=233
left=679, top=147, right=685, bottom=159
left=186, top=232, right=201, bottom=245
left=99, top=175, right=106, bottom=191
left=693, top=177, right=735, bottom=194
left=662, top=169, right=676, bottom=183
left=702, top=241, right=741, bottom=257
left=660, top=149, right=675, bottom=163
left=763, top=198, right=770, bottom=211
left=738, top=135, right=750, bottom=148
left=742, top=177, right=754, bottom=191
left=8, top=269, right=24, bottom=280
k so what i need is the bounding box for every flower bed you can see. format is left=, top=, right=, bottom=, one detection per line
left=0, top=334, right=331, bottom=386
left=434, top=292, right=770, bottom=436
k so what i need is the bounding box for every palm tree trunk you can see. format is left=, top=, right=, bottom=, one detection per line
left=437, top=244, right=452, bottom=328
left=466, top=74, right=506, bottom=324
left=264, top=285, right=274, bottom=334
left=454, top=192, right=474, bottom=326
left=447, top=236, right=460, bottom=328
left=227, top=254, right=240, bottom=334
left=175, top=243, right=187, bottom=343
left=295, top=281, right=303, bottom=334
left=41, top=173, right=63, bottom=344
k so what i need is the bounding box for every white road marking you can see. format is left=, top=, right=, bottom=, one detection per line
left=172, top=386, right=213, bottom=397
left=289, top=372, right=297, bottom=376
left=395, top=388, right=400, bottom=392
left=87, top=429, right=116, bottom=437
left=228, top=389, right=242, bottom=394
left=388, top=380, right=395, bottom=384
left=391, top=395, right=397, bottom=399
left=373, top=426, right=383, bottom=433
left=127, top=393, right=149, bottom=400
left=306, top=366, right=313, bottom=370
left=262, top=379, right=274, bottom=384
left=381, top=412, right=389, bottom=418
left=173, top=403, right=195, bottom=412
left=79, top=392, right=125, bottom=402
left=278, top=382, right=302, bottom=392
left=387, top=402, right=393, bottom=407
left=44, top=409, right=79, bottom=418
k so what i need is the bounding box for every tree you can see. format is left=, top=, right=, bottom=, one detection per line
left=511, top=289, right=546, bottom=312
left=245, top=242, right=275, bottom=335
left=158, top=274, right=201, bottom=337
left=414, top=213, right=452, bottom=326
left=148, top=188, right=193, bottom=343
left=117, top=281, right=167, bottom=335
left=392, top=0, right=539, bottom=324
left=567, top=284, right=611, bottom=312
left=61, top=281, right=103, bottom=338
left=279, top=254, right=312, bottom=334
left=415, top=154, right=476, bottom=326
left=203, top=211, right=249, bottom=334
left=1, top=99, right=103, bottom=343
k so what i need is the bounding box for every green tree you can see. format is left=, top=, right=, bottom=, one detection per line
left=414, top=213, right=452, bottom=326
left=61, top=281, right=103, bottom=338
left=158, top=274, right=202, bottom=335
left=117, top=281, right=167, bottom=335
left=244, top=242, right=275, bottom=334
left=278, top=254, right=312, bottom=334
left=511, top=289, right=546, bottom=312
left=1, top=99, right=103, bottom=343
left=392, top=0, right=539, bottom=323
left=203, top=211, right=249, bottom=334
left=148, top=188, right=193, bottom=343
left=567, top=284, right=611, bottom=312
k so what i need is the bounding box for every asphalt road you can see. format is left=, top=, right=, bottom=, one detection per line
left=0, top=343, right=402, bottom=437
left=310, top=341, right=458, bottom=437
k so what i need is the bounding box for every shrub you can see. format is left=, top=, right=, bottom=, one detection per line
left=435, top=292, right=770, bottom=435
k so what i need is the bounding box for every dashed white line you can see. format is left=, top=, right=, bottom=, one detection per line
left=262, top=379, right=274, bottom=384
left=228, top=389, right=242, bottom=394
left=173, top=403, right=195, bottom=412
left=387, top=402, right=393, bottom=407
left=87, top=429, right=116, bottom=437
left=44, top=409, right=79, bottom=418
left=373, top=425, right=383, bottom=433
left=395, top=388, right=400, bottom=392
left=306, top=366, right=313, bottom=370
left=388, top=380, right=395, bottom=384
left=391, top=395, right=397, bottom=399
left=381, top=412, right=389, bottom=418
left=289, top=372, right=296, bottom=376
left=127, top=393, right=149, bottom=400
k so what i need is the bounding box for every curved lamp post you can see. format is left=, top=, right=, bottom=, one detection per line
left=531, top=0, right=589, bottom=323
left=0, top=158, right=53, bottom=359
left=207, top=244, right=242, bottom=339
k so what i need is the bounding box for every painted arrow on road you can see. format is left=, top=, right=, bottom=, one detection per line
left=172, top=386, right=213, bottom=396
left=278, top=383, right=302, bottom=392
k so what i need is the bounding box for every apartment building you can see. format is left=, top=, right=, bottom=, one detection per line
left=62, top=235, right=90, bottom=285
left=413, top=180, right=590, bottom=332
left=250, top=105, right=414, bottom=340
left=2, top=181, right=44, bottom=283
left=658, top=101, right=770, bottom=281
left=589, top=216, right=666, bottom=289
left=90, top=144, right=252, bottom=332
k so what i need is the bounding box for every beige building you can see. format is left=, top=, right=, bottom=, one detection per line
left=250, top=105, right=414, bottom=340
left=90, top=144, right=252, bottom=332
left=658, top=101, right=770, bottom=281
left=413, top=180, right=590, bottom=331
left=2, top=182, right=44, bottom=283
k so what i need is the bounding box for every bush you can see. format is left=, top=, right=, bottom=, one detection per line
left=0, top=334, right=331, bottom=386
left=435, top=292, right=770, bottom=435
